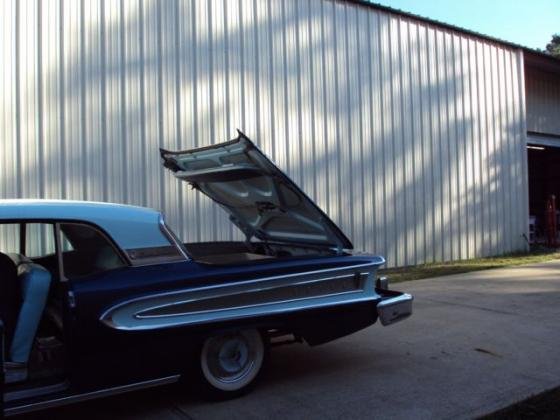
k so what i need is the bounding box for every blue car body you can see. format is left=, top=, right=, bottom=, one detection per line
left=1, top=133, right=412, bottom=416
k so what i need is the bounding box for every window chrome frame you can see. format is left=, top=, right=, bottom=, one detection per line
left=54, top=223, right=67, bottom=282
left=157, top=214, right=190, bottom=261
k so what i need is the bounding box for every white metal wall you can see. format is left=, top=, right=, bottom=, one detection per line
left=526, top=66, right=560, bottom=137
left=0, top=0, right=529, bottom=267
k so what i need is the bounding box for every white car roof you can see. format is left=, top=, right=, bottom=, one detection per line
left=0, top=199, right=172, bottom=251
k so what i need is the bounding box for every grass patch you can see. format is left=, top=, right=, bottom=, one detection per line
left=379, top=248, right=560, bottom=283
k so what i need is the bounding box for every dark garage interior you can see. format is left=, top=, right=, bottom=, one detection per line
left=528, top=145, right=560, bottom=245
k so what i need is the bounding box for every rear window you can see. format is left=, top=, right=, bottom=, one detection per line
left=60, top=223, right=126, bottom=279
left=124, top=220, right=186, bottom=265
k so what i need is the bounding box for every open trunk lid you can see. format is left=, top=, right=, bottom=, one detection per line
left=160, top=132, right=353, bottom=251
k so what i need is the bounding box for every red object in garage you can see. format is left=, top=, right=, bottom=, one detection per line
left=545, top=195, right=558, bottom=248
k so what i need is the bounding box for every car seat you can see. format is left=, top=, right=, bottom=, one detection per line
left=9, top=258, right=52, bottom=364
left=0, top=252, right=21, bottom=354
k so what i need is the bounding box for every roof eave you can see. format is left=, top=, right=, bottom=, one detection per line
left=345, top=0, right=560, bottom=67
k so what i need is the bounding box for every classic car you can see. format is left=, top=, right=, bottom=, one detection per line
left=0, top=132, right=413, bottom=416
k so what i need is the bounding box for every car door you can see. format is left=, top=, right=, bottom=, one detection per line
left=54, top=222, right=142, bottom=387
left=22, top=222, right=74, bottom=367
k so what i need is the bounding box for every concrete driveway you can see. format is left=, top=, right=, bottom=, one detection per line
left=26, top=261, right=560, bottom=419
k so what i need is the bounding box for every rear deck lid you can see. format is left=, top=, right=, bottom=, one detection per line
left=160, top=132, right=353, bottom=250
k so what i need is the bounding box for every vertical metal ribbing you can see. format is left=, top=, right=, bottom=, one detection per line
left=0, top=0, right=531, bottom=267
left=36, top=0, right=45, bottom=201
left=59, top=0, right=67, bottom=199
left=518, top=49, right=530, bottom=251
left=15, top=0, right=22, bottom=199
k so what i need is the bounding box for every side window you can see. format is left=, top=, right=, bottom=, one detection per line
left=0, top=224, right=20, bottom=254
left=25, top=223, right=56, bottom=258
left=59, top=223, right=126, bottom=279
left=60, top=232, right=74, bottom=252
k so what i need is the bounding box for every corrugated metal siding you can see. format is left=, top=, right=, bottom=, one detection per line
left=526, top=66, right=560, bottom=136
left=0, top=0, right=528, bottom=267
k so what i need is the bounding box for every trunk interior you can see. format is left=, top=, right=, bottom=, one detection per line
left=184, top=241, right=339, bottom=265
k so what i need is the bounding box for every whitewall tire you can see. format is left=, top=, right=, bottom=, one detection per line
left=199, top=329, right=266, bottom=397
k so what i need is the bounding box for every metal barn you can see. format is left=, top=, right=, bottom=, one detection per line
left=1, top=0, right=559, bottom=267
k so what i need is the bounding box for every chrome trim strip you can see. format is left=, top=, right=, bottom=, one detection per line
left=4, top=375, right=180, bottom=417
left=135, top=272, right=366, bottom=318
left=53, top=223, right=68, bottom=282
left=4, top=381, right=69, bottom=403
left=104, top=295, right=379, bottom=331
left=137, top=289, right=361, bottom=319
left=100, top=263, right=382, bottom=331
left=101, top=261, right=380, bottom=321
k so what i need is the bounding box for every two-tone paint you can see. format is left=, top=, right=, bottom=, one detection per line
left=2, top=132, right=416, bottom=417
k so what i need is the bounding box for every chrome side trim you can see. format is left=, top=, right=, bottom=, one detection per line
left=4, top=375, right=180, bottom=417
left=103, top=261, right=379, bottom=313
left=137, top=289, right=361, bottom=320
left=100, top=262, right=382, bottom=331
left=104, top=296, right=379, bottom=331
left=377, top=293, right=414, bottom=326
left=135, top=273, right=366, bottom=318
left=4, top=381, right=69, bottom=403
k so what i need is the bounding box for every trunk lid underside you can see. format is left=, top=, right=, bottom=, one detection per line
left=160, top=132, right=353, bottom=251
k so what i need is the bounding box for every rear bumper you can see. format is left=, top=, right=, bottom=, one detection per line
left=376, top=292, right=414, bottom=326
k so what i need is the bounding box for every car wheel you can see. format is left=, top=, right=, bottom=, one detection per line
left=199, top=328, right=266, bottom=399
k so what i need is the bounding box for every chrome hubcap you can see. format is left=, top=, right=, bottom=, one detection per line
left=201, top=329, right=265, bottom=391
left=207, top=335, right=254, bottom=383
left=218, top=337, right=250, bottom=373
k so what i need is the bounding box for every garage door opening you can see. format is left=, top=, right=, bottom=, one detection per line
left=528, top=144, right=560, bottom=245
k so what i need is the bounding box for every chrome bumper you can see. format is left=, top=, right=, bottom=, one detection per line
left=376, top=293, right=413, bottom=326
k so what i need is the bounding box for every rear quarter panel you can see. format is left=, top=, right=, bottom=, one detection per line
left=68, top=254, right=384, bottom=387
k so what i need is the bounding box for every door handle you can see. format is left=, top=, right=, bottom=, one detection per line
left=67, top=291, right=76, bottom=309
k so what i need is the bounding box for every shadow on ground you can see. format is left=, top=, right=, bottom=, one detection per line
left=18, top=342, right=379, bottom=420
